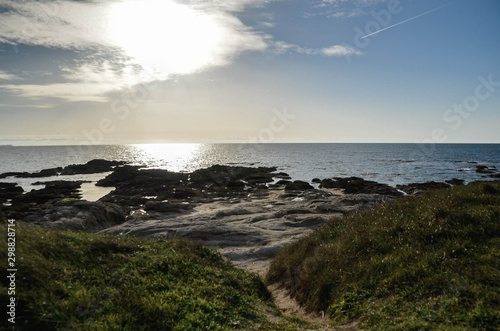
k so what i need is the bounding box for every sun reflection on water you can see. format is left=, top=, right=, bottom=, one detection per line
left=129, top=143, right=204, bottom=172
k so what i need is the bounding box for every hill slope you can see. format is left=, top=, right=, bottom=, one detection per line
left=267, top=181, right=500, bottom=330
left=0, top=224, right=311, bottom=330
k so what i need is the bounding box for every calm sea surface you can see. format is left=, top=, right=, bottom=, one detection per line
left=0, top=144, right=499, bottom=187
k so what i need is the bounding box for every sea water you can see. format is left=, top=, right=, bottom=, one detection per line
left=0, top=144, right=499, bottom=190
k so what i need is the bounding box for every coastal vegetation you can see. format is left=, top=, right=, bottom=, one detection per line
left=1, top=170, right=499, bottom=330
left=267, top=180, right=500, bottom=329
left=0, top=225, right=310, bottom=330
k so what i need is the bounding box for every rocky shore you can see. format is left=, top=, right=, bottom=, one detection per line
left=2, top=159, right=500, bottom=276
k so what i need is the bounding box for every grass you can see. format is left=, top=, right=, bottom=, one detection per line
left=267, top=181, right=500, bottom=330
left=0, top=224, right=314, bottom=330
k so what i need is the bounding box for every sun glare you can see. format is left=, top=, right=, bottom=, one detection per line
left=131, top=143, right=203, bottom=172
left=106, top=0, right=224, bottom=76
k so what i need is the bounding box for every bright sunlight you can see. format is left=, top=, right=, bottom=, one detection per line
left=106, top=0, right=225, bottom=76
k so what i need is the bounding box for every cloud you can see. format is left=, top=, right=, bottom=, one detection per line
left=271, top=41, right=363, bottom=58
left=321, top=45, right=363, bottom=57
left=0, top=0, right=268, bottom=102
left=0, top=70, right=21, bottom=81
left=313, top=0, right=388, bottom=18
left=183, top=0, right=275, bottom=12
left=0, top=103, right=55, bottom=109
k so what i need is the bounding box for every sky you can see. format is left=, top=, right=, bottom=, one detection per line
left=0, top=0, right=499, bottom=145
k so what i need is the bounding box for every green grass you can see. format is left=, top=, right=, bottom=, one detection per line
left=267, top=181, right=500, bottom=330
left=0, top=224, right=314, bottom=330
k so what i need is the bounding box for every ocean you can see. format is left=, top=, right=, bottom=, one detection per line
left=0, top=144, right=499, bottom=195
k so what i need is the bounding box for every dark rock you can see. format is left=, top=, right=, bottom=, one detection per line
left=61, top=159, right=126, bottom=175
left=285, top=181, right=314, bottom=191
left=320, top=177, right=402, bottom=196
left=9, top=159, right=126, bottom=178
left=0, top=183, right=23, bottom=203
left=489, top=173, right=500, bottom=179
left=273, top=172, right=292, bottom=179
left=144, top=201, right=191, bottom=213
left=396, top=181, right=450, bottom=195
left=97, top=164, right=278, bottom=206
left=476, top=165, right=496, bottom=174
left=12, top=181, right=82, bottom=205
left=312, top=178, right=321, bottom=184
left=23, top=201, right=126, bottom=231
left=0, top=172, right=26, bottom=179
left=96, top=166, right=188, bottom=200
left=226, top=180, right=246, bottom=188
left=445, top=178, right=465, bottom=186
left=273, top=180, right=292, bottom=186
left=190, top=165, right=277, bottom=187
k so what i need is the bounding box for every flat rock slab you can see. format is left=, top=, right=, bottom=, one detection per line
left=100, top=188, right=391, bottom=275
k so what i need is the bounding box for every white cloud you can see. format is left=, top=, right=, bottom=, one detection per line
left=321, top=45, right=363, bottom=57
left=0, top=0, right=268, bottom=102
left=184, top=0, right=275, bottom=12
left=271, top=41, right=363, bottom=58
left=0, top=70, right=21, bottom=81
left=315, top=0, right=387, bottom=18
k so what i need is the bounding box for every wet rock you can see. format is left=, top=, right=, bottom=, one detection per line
left=3, top=159, right=126, bottom=179
left=285, top=181, right=314, bottom=191
left=446, top=178, right=465, bottom=186
left=271, top=180, right=292, bottom=187
left=312, top=178, right=321, bottom=184
left=0, top=182, right=23, bottom=203
left=476, top=165, right=497, bottom=174
left=396, top=181, right=450, bottom=195
left=97, top=165, right=280, bottom=206
left=273, top=172, right=292, bottom=180
left=190, top=165, right=277, bottom=186
left=320, top=177, right=402, bottom=196
left=12, top=181, right=82, bottom=205
left=96, top=166, right=189, bottom=205
left=0, top=172, right=27, bottom=179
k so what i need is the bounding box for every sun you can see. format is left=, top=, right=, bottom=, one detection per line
left=106, top=0, right=224, bottom=77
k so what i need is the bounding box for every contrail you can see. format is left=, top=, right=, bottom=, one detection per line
left=361, top=3, right=451, bottom=39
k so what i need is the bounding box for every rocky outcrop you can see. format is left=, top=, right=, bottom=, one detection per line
left=96, top=164, right=286, bottom=206
left=475, top=165, right=497, bottom=174
left=285, top=181, right=314, bottom=192
left=100, top=188, right=392, bottom=276
left=445, top=178, right=465, bottom=186
left=396, top=181, right=451, bottom=195
left=320, top=177, right=403, bottom=196
left=0, top=182, right=23, bottom=203
left=0, top=159, right=125, bottom=179
left=12, top=181, right=82, bottom=205
left=5, top=160, right=483, bottom=276
left=23, top=200, right=127, bottom=231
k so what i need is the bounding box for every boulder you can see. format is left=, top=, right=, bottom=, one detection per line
left=0, top=182, right=23, bottom=203
left=285, top=180, right=314, bottom=191
left=320, top=177, right=402, bottom=196
left=12, top=181, right=82, bottom=205
left=476, top=165, right=496, bottom=174
left=23, top=200, right=127, bottom=231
